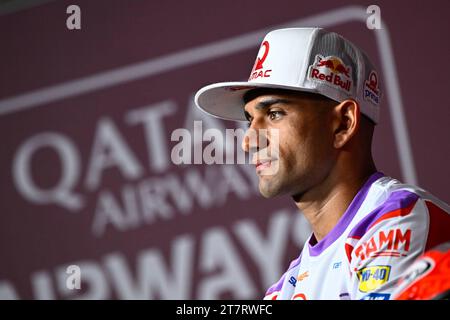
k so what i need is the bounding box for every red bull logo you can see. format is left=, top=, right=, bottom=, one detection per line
left=308, top=55, right=352, bottom=92
left=248, top=41, right=272, bottom=81
left=364, top=71, right=380, bottom=105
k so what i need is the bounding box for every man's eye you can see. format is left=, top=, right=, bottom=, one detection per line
left=268, top=110, right=284, bottom=121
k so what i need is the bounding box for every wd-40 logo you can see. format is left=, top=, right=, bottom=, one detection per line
left=354, top=228, right=411, bottom=261
left=308, top=55, right=352, bottom=93
left=357, top=265, right=391, bottom=293
left=364, top=70, right=380, bottom=105
left=248, top=41, right=272, bottom=81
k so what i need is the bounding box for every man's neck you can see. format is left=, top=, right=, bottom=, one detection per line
left=294, top=166, right=376, bottom=242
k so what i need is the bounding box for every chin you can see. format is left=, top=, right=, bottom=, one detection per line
left=258, top=182, right=283, bottom=198
left=259, top=190, right=274, bottom=198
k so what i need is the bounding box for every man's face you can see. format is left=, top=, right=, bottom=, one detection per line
left=242, top=91, right=337, bottom=199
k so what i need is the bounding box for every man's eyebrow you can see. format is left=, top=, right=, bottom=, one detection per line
left=244, top=98, right=292, bottom=116
left=254, top=98, right=291, bottom=110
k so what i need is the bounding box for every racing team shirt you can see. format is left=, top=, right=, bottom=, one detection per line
left=264, top=172, right=450, bottom=300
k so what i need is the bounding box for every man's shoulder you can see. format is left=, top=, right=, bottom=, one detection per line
left=370, top=175, right=450, bottom=217
left=348, top=175, right=449, bottom=242
left=343, top=176, right=450, bottom=280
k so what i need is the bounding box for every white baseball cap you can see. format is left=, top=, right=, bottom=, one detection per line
left=194, top=27, right=381, bottom=123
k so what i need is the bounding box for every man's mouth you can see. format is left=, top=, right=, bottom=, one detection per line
left=255, top=159, right=275, bottom=172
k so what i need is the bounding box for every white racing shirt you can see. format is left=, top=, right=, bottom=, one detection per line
left=264, top=172, right=450, bottom=300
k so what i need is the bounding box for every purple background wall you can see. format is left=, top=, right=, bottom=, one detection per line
left=0, top=0, right=448, bottom=299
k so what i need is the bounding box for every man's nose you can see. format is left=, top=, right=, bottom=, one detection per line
left=241, top=125, right=269, bottom=154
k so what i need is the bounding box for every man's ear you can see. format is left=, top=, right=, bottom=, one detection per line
left=332, top=99, right=360, bottom=149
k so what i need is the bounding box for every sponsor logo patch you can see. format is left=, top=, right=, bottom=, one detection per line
left=308, top=55, right=353, bottom=93
left=297, top=271, right=309, bottom=282
left=364, top=70, right=380, bottom=105
left=354, top=228, right=411, bottom=263
left=361, top=292, right=391, bottom=300
left=333, top=261, right=342, bottom=269
left=357, top=265, right=391, bottom=292
left=288, top=276, right=297, bottom=287
left=248, top=41, right=272, bottom=81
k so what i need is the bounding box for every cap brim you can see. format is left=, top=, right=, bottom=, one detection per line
left=194, top=81, right=318, bottom=121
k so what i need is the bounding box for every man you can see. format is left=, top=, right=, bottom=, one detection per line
left=194, top=28, right=450, bottom=300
